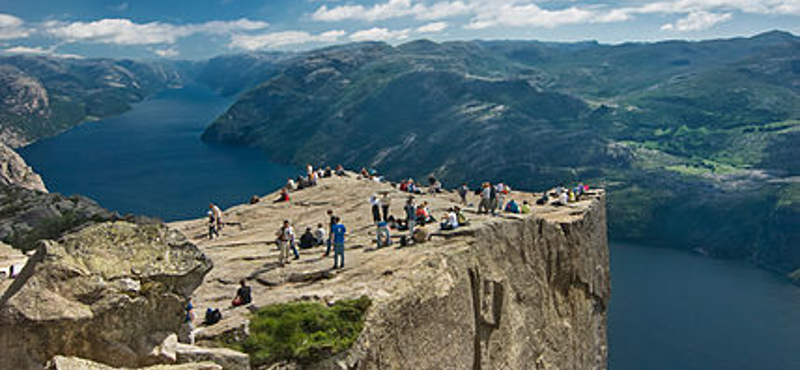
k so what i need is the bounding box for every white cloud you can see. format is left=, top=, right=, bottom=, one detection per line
left=312, top=0, right=472, bottom=22
left=416, top=21, right=448, bottom=33
left=229, top=30, right=345, bottom=50
left=0, top=14, right=30, bottom=40
left=46, top=18, right=269, bottom=45
left=152, top=47, right=179, bottom=57
left=661, top=11, right=732, bottom=31
left=3, top=45, right=84, bottom=58
left=350, top=27, right=411, bottom=41
left=468, top=3, right=595, bottom=29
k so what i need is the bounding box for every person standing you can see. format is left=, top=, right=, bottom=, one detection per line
left=458, top=183, right=469, bottom=205
left=276, top=220, right=298, bottom=266
left=331, top=217, right=347, bottom=269
left=370, top=194, right=381, bottom=224
left=404, top=196, right=417, bottom=238
left=479, top=183, right=492, bottom=214
left=323, top=210, right=337, bottom=257
left=380, top=192, right=391, bottom=221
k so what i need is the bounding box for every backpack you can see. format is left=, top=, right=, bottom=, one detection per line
left=204, top=308, right=222, bottom=325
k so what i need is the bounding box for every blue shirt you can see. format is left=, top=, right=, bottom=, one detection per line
left=331, top=224, right=346, bottom=244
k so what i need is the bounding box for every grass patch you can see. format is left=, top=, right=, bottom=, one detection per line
left=238, top=296, right=371, bottom=367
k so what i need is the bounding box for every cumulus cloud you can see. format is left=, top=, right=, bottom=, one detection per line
left=350, top=27, right=411, bottom=41
left=45, top=18, right=269, bottom=45
left=467, top=3, right=596, bottom=29
left=230, top=30, right=345, bottom=50
left=661, top=11, right=732, bottom=31
left=312, top=0, right=471, bottom=22
left=2, top=45, right=84, bottom=58
left=416, top=21, right=448, bottom=33
left=0, top=14, right=30, bottom=40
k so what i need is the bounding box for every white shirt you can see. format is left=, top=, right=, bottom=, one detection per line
left=314, top=228, right=326, bottom=241
left=282, top=225, right=295, bottom=241
left=481, top=187, right=491, bottom=200
left=559, top=192, right=569, bottom=205
left=447, top=212, right=459, bottom=228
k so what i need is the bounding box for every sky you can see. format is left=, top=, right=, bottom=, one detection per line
left=0, top=0, right=799, bottom=59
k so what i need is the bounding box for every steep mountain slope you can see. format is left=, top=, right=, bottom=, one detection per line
left=0, top=56, right=185, bottom=147
left=203, top=32, right=800, bottom=276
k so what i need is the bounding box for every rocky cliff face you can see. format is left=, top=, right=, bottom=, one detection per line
left=0, top=221, right=213, bottom=370
left=0, top=142, right=47, bottom=192
left=172, top=174, right=609, bottom=369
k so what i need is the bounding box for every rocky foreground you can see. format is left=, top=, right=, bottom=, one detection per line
left=171, top=174, right=610, bottom=369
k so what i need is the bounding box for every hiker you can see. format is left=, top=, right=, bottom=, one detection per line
left=556, top=190, right=569, bottom=206
left=455, top=206, right=468, bottom=226
left=331, top=217, right=347, bottom=269
left=181, top=298, right=195, bottom=344
left=299, top=227, right=316, bottom=249
left=440, top=208, right=459, bottom=230
left=249, top=195, right=260, bottom=204
left=323, top=210, right=336, bottom=257
left=505, top=199, right=521, bottom=214
left=274, top=188, right=290, bottom=203
left=429, top=179, right=442, bottom=194
left=458, top=183, right=469, bottom=205
left=286, top=178, right=296, bottom=191
left=204, top=307, right=222, bottom=326
left=404, top=197, right=417, bottom=238
left=416, top=201, right=434, bottom=225
left=324, top=166, right=333, bottom=178
left=536, top=192, right=549, bottom=205
left=232, top=279, right=252, bottom=307
left=380, top=192, right=391, bottom=221
left=336, top=165, right=346, bottom=176
left=209, top=203, right=223, bottom=234
left=478, top=182, right=492, bottom=214
left=360, top=167, right=370, bottom=178
left=521, top=201, right=531, bottom=214
left=314, top=223, right=327, bottom=246
left=376, top=221, right=392, bottom=248
left=207, top=209, right=219, bottom=239
left=276, top=220, right=299, bottom=266
left=306, top=163, right=314, bottom=177
left=496, top=183, right=509, bottom=212
left=569, top=189, right=577, bottom=203
left=370, top=194, right=382, bottom=224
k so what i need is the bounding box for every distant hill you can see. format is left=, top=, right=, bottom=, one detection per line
left=202, top=31, right=800, bottom=276
left=0, top=56, right=186, bottom=147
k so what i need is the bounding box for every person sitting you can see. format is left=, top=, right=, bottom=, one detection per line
left=416, top=202, right=435, bottom=224
left=360, top=167, right=370, bottom=178
left=440, top=208, right=459, bottom=230
left=249, top=195, right=261, bottom=204
left=232, top=279, right=252, bottom=307
left=314, top=223, right=327, bottom=246
left=556, top=190, right=569, bottom=206
left=204, top=308, right=222, bottom=325
left=299, top=227, right=316, bottom=249
left=376, top=221, right=392, bottom=248
left=429, top=180, right=442, bottom=194
left=521, top=201, right=531, bottom=214
left=324, top=166, right=333, bottom=178
left=455, top=206, right=469, bottom=226
left=274, top=188, right=290, bottom=203
left=505, top=199, right=521, bottom=214
left=536, top=193, right=549, bottom=206
left=336, top=165, right=346, bottom=176
left=286, top=178, right=296, bottom=191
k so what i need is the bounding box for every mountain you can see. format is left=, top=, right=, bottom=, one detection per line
left=0, top=55, right=186, bottom=147
left=202, top=32, right=800, bottom=276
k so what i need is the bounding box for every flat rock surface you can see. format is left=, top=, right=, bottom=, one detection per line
left=170, top=174, right=601, bottom=342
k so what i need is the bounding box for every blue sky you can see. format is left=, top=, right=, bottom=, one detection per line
left=1, top=0, right=799, bottom=59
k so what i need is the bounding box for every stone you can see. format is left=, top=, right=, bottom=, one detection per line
left=0, top=221, right=213, bottom=370
left=0, top=142, right=47, bottom=192
left=175, top=343, right=251, bottom=370
left=48, top=356, right=223, bottom=370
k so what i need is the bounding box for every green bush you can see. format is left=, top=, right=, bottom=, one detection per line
left=240, top=296, right=371, bottom=366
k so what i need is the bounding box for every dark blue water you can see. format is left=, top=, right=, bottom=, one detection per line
left=17, top=85, right=800, bottom=369
left=19, top=85, right=298, bottom=221
left=609, top=242, right=800, bottom=370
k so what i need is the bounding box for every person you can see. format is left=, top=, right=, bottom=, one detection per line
left=286, top=178, right=296, bottom=191
left=207, top=210, right=219, bottom=239
left=416, top=201, right=433, bottom=224
left=274, top=187, right=290, bottom=203
left=521, top=201, right=531, bottom=214
left=324, top=166, right=332, bottom=178
left=370, top=194, right=381, bottom=224
left=360, top=167, right=370, bottom=178
left=181, top=298, right=195, bottom=344
left=380, top=192, right=391, bottom=221
left=458, top=183, right=469, bottom=205
left=429, top=179, right=442, bottom=194
left=536, top=192, right=549, bottom=206
left=336, top=165, right=346, bottom=176
left=331, top=217, right=347, bottom=269
left=323, top=210, right=336, bottom=257
left=489, top=183, right=498, bottom=216
left=455, top=206, right=468, bottom=226
left=232, top=279, right=252, bottom=307
left=376, top=221, right=392, bottom=248
left=306, top=163, right=314, bottom=178
left=505, top=199, right=520, bottom=214
left=314, top=223, right=327, bottom=246
left=478, top=183, right=492, bottom=214
left=440, top=208, right=459, bottom=230
left=276, top=220, right=299, bottom=266
left=496, top=183, right=508, bottom=213
left=556, top=190, right=569, bottom=206
left=204, top=307, right=222, bottom=325
left=404, top=197, right=417, bottom=238
left=250, top=195, right=261, bottom=204
left=568, top=189, right=576, bottom=203
left=209, top=203, right=223, bottom=237
left=299, top=227, right=316, bottom=249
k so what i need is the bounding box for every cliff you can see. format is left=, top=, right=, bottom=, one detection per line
left=171, top=174, right=610, bottom=369
left=0, top=142, right=46, bottom=192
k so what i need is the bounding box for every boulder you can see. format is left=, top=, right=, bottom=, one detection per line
left=48, top=356, right=223, bottom=370
left=0, top=142, right=47, bottom=192
left=0, top=221, right=213, bottom=370
left=175, top=343, right=251, bottom=370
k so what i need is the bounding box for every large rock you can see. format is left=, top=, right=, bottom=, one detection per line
left=0, top=142, right=46, bottom=192
left=175, top=343, right=250, bottom=370
left=0, top=221, right=213, bottom=370
left=48, top=356, right=222, bottom=370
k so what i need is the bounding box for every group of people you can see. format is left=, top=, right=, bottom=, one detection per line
left=553, top=182, right=590, bottom=206
left=274, top=210, right=348, bottom=269
left=476, top=182, right=511, bottom=215
left=277, top=164, right=350, bottom=203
